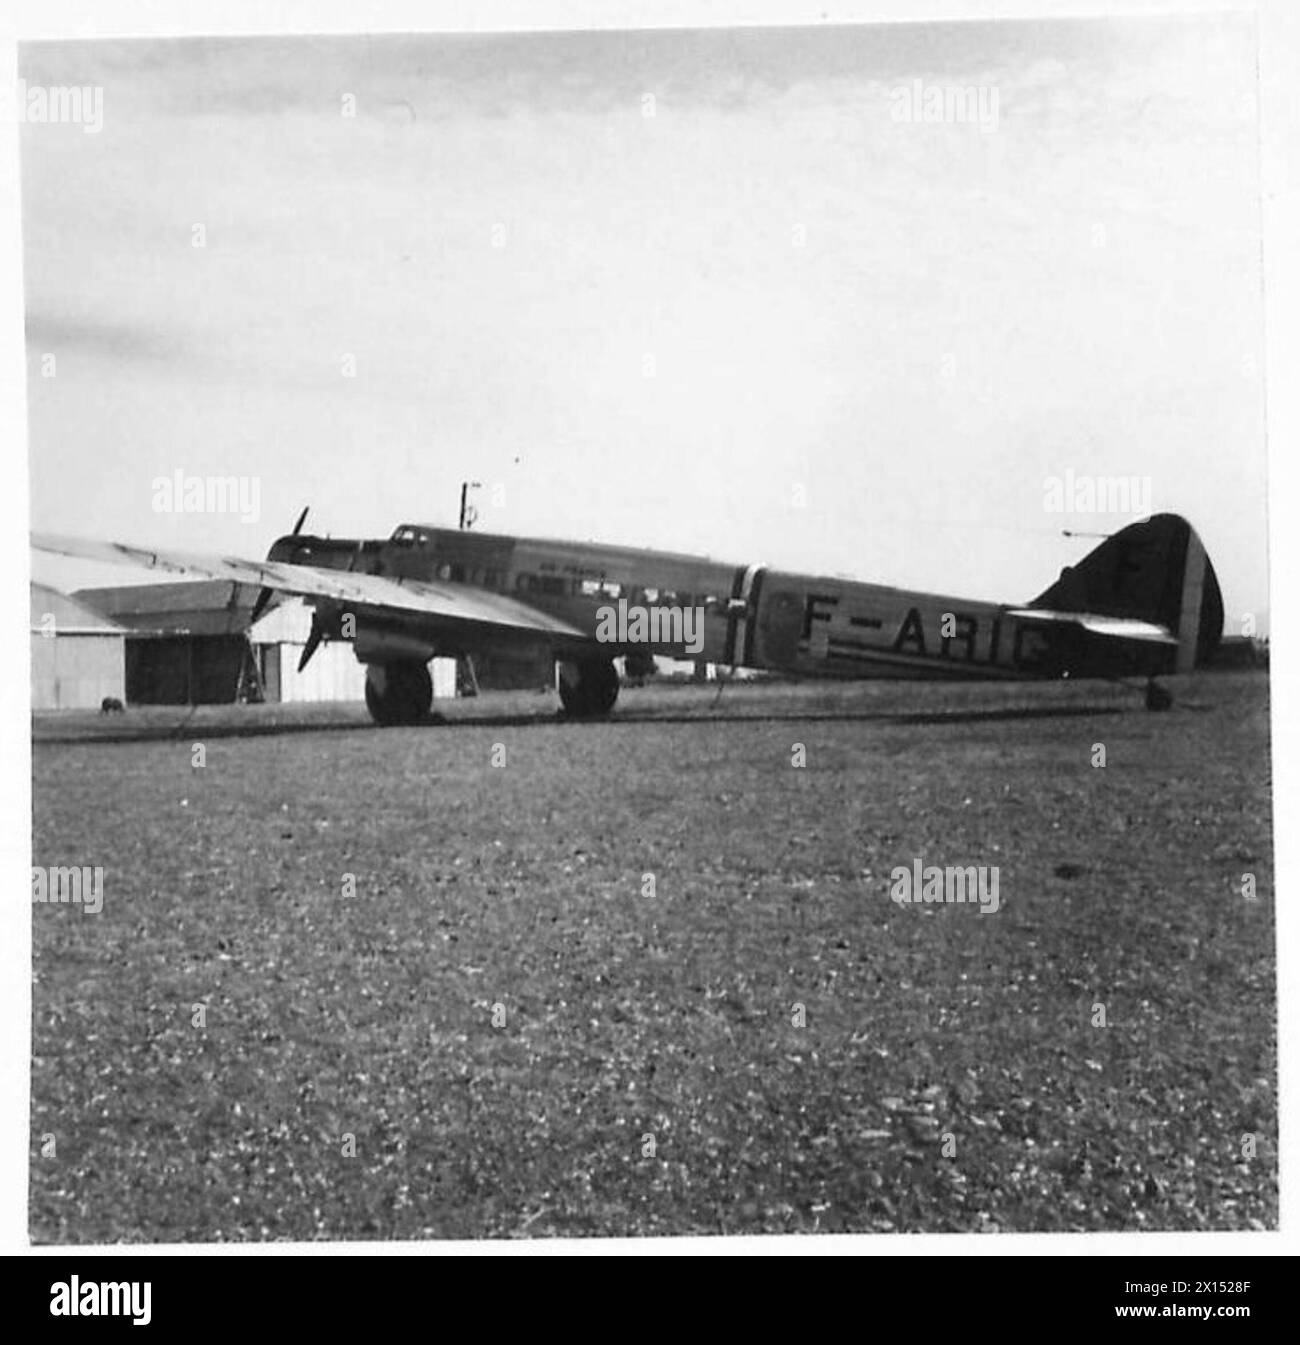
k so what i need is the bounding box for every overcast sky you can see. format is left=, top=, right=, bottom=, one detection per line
left=22, top=17, right=1268, bottom=629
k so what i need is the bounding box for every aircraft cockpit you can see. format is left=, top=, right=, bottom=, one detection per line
left=390, top=525, right=433, bottom=548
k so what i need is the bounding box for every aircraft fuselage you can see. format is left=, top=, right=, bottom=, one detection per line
left=269, top=523, right=1179, bottom=682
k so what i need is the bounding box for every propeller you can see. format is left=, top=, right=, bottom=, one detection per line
left=296, top=541, right=366, bottom=672
left=249, top=506, right=309, bottom=626
left=298, top=613, right=325, bottom=672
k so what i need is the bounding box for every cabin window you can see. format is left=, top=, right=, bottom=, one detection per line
left=519, top=573, right=572, bottom=596
left=581, top=578, right=622, bottom=599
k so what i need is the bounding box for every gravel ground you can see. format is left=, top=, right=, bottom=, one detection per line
left=30, top=671, right=1275, bottom=1239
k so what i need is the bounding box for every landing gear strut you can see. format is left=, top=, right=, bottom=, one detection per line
left=557, top=659, right=620, bottom=718
left=365, top=660, right=433, bottom=726
left=1145, top=678, right=1173, bottom=712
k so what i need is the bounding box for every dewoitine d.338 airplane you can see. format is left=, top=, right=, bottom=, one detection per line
left=34, top=511, right=1222, bottom=724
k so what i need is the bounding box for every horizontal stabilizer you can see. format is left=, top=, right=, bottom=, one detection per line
left=1007, top=609, right=1178, bottom=645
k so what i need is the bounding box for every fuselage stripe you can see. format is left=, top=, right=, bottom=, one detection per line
left=741, top=566, right=766, bottom=668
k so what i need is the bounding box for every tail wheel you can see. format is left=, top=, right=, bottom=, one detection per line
left=557, top=659, right=620, bottom=718
left=365, top=660, right=433, bottom=726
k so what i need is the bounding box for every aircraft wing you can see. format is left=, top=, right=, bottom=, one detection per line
left=1006, top=608, right=1179, bottom=645
left=31, top=533, right=588, bottom=643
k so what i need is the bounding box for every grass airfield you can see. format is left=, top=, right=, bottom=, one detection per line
left=30, top=672, right=1275, bottom=1239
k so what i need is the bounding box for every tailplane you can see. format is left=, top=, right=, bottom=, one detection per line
left=1028, top=514, right=1223, bottom=672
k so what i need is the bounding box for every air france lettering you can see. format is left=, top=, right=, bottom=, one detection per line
left=50, top=1277, right=151, bottom=1325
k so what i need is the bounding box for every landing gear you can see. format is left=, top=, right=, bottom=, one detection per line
left=1145, top=678, right=1173, bottom=712
left=365, top=660, right=433, bottom=726
left=557, top=659, right=620, bottom=718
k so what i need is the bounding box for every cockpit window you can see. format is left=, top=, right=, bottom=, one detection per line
left=391, top=526, right=430, bottom=547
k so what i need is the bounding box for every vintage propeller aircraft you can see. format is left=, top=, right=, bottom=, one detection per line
left=33, top=511, right=1222, bottom=724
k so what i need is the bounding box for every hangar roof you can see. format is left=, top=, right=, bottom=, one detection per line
left=31, top=582, right=127, bottom=635
left=74, top=580, right=261, bottom=636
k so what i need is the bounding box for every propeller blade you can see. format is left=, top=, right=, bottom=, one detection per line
left=251, top=506, right=309, bottom=628
left=298, top=619, right=324, bottom=673
left=249, top=586, right=274, bottom=625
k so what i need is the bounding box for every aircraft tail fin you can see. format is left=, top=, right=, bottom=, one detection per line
left=1029, top=514, right=1223, bottom=672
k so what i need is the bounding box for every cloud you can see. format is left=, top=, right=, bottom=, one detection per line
left=24, top=312, right=186, bottom=364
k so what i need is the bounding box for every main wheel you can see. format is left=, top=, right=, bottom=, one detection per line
left=365, top=660, right=433, bottom=726
left=557, top=659, right=620, bottom=718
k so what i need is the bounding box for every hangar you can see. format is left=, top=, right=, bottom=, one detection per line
left=30, top=582, right=127, bottom=709
left=75, top=580, right=263, bottom=705
left=72, top=581, right=464, bottom=705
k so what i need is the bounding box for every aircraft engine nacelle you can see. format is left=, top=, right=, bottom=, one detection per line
left=353, top=623, right=437, bottom=665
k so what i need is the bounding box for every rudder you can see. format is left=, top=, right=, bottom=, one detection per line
left=1031, top=514, right=1223, bottom=671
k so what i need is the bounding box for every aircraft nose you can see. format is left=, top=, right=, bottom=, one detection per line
left=265, top=535, right=300, bottom=564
